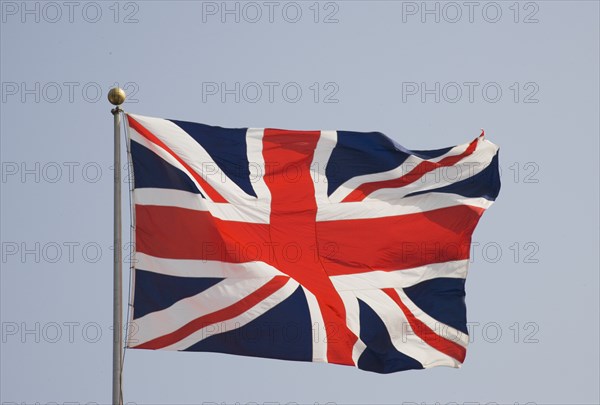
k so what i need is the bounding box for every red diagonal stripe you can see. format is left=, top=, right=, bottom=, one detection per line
left=134, top=275, right=290, bottom=350
left=128, top=115, right=228, bottom=203
left=383, top=288, right=466, bottom=363
left=342, top=137, right=480, bottom=202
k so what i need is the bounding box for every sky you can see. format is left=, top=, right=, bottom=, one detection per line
left=1, top=1, right=599, bottom=404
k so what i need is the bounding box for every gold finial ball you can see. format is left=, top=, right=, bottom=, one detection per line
left=108, top=87, right=126, bottom=106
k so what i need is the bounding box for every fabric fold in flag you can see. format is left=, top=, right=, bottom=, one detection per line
left=125, top=112, right=500, bottom=374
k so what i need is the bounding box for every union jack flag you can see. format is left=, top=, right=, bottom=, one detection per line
left=125, top=113, right=500, bottom=373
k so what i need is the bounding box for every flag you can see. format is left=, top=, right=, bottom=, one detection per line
left=124, top=113, right=500, bottom=373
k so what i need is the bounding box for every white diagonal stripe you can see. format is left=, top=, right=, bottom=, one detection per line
left=355, top=289, right=461, bottom=368
left=128, top=277, right=279, bottom=347
left=365, top=140, right=497, bottom=202
left=129, top=113, right=256, bottom=204
left=165, top=278, right=300, bottom=351
left=394, top=288, right=469, bottom=348
left=329, top=140, right=474, bottom=202
left=129, top=130, right=210, bottom=201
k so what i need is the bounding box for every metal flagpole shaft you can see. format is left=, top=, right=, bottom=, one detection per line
left=108, top=87, right=126, bottom=405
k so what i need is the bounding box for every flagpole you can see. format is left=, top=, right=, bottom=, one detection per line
left=108, top=87, right=126, bottom=405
